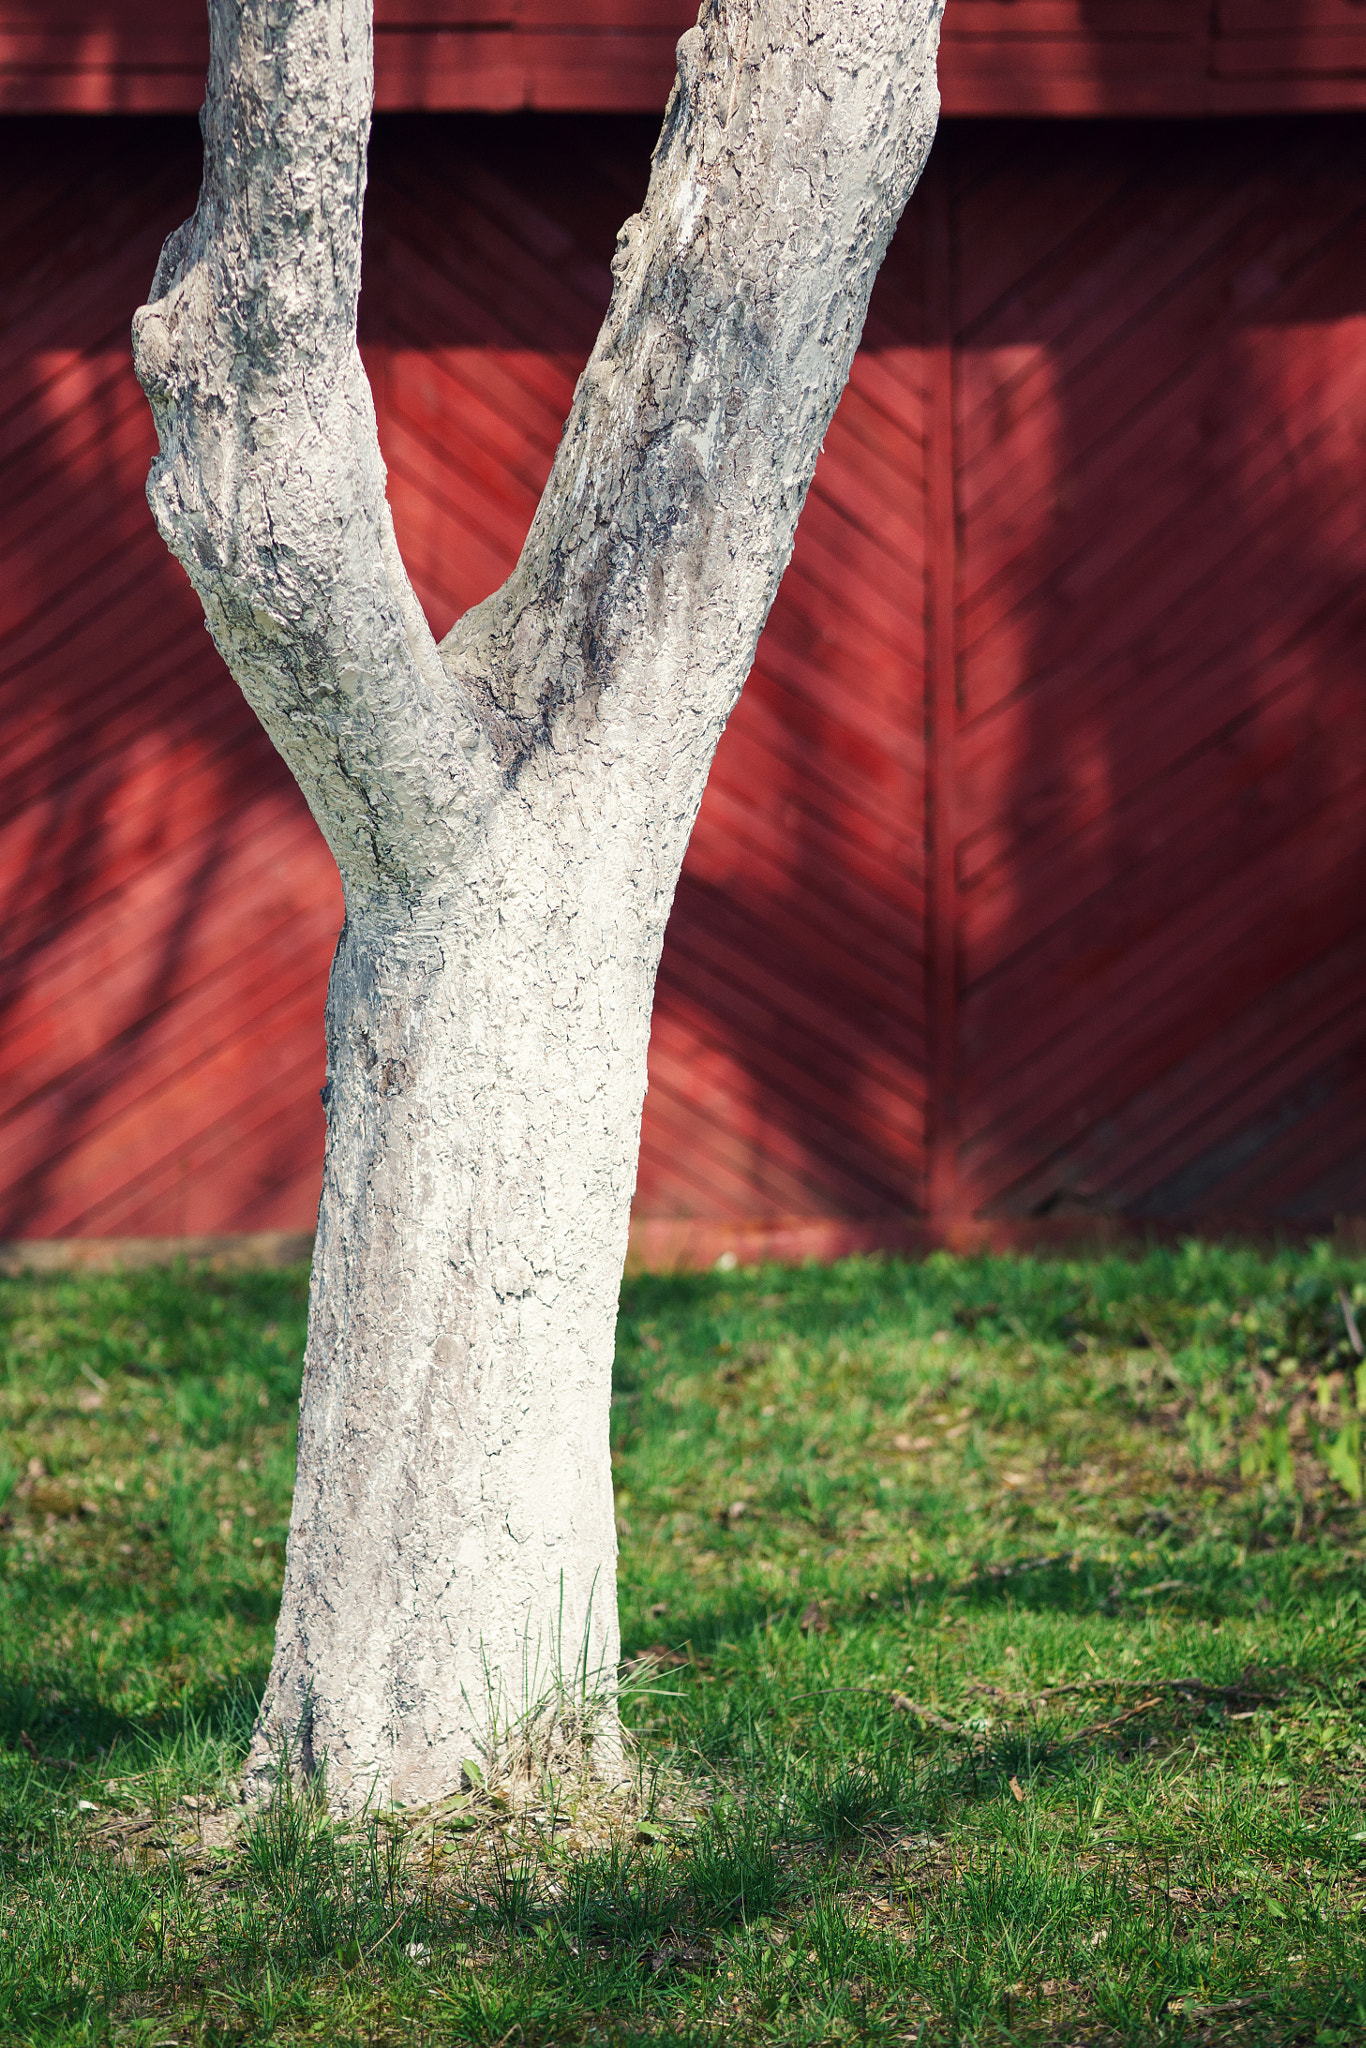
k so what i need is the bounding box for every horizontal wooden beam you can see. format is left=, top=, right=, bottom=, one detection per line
left=0, top=1231, right=315, bottom=1275
left=2, top=3, right=1365, bottom=116
left=11, top=1211, right=1366, bottom=1275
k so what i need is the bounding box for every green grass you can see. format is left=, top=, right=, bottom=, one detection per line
left=3, top=1242, right=1366, bottom=2044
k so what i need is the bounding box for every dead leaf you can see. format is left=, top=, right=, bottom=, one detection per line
left=623, top=1643, right=691, bottom=1674
left=1009, top=1775, right=1026, bottom=1802
left=799, top=1601, right=830, bottom=1635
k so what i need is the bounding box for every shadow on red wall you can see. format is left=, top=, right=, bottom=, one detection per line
left=363, top=116, right=933, bottom=1236
left=946, top=117, right=1366, bottom=1233
left=0, top=120, right=339, bottom=1238
left=3, top=108, right=1365, bottom=1244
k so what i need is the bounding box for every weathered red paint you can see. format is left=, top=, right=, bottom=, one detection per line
left=3, top=2, right=1366, bottom=116
left=1, top=112, right=1365, bottom=1251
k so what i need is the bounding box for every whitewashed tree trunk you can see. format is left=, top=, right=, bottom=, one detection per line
left=133, top=0, right=941, bottom=1812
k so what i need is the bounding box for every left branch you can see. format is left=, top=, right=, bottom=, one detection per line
left=133, top=0, right=486, bottom=900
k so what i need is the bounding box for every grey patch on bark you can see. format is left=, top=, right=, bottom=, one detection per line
left=133, top=0, right=941, bottom=1813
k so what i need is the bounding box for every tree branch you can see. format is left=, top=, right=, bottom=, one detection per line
left=133, top=0, right=490, bottom=900
left=135, top=0, right=940, bottom=891
left=445, top=0, right=942, bottom=784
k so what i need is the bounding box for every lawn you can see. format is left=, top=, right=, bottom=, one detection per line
left=2, top=1243, right=1366, bottom=2045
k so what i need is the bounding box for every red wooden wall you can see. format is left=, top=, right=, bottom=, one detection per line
left=941, top=119, right=1366, bottom=1240
left=363, top=120, right=932, bottom=1259
left=2, top=114, right=1365, bottom=1250
left=3, top=3, right=1366, bottom=117
left=0, top=122, right=341, bottom=1236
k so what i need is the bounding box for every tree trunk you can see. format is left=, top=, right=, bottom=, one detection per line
left=134, top=0, right=941, bottom=1812
left=263, top=805, right=675, bottom=1803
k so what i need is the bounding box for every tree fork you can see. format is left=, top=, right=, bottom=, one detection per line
left=133, top=0, right=941, bottom=1812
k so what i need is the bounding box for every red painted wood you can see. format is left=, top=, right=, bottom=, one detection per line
left=3, top=113, right=1366, bottom=1247
left=4, top=2, right=1366, bottom=114
left=959, top=819, right=1366, bottom=1217
left=924, top=164, right=962, bottom=1231
left=0, top=117, right=930, bottom=1238
left=988, top=929, right=1364, bottom=1216
left=0, top=942, right=330, bottom=1211
left=956, top=628, right=1366, bottom=990
left=943, top=120, right=1366, bottom=1230
left=0, top=122, right=340, bottom=1236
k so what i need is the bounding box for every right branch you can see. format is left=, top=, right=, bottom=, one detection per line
left=444, top=0, right=942, bottom=786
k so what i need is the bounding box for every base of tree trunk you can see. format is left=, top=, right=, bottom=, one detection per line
left=133, top=0, right=940, bottom=1820
left=241, top=884, right=646, bottom=1814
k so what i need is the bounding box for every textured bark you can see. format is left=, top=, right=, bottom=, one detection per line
left=133, top=0, right=940, bottom=1812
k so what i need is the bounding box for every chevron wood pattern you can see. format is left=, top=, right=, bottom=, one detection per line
left=367, top=117, right=931, bottom=1228
left=2, top=113, right=1365, bottom=1251
left=945, top=116, right=1366, bottom=1234
left=4, top=3, right=1366, bottom=117
left=0, top=121, right=341, bottom=1238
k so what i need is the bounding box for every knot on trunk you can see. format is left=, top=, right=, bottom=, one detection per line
left=132, top=255, right=212, bottom=412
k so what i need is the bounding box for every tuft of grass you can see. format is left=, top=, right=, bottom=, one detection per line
left=3, top=1243, right=1366, bottom=2042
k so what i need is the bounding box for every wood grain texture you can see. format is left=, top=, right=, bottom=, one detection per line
left=3, top=113, right=1366, bottom=1247
left=4, top=2, right=1366, bottom=114
left=0, top=122, right=341, bottom=1238
left=944, top=117, right=1366, bottom=1236
left=372, top=117, right=933, bottom=1226
left=0, top=115, right=929, bottom=1240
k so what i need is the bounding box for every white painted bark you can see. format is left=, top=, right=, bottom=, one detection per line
left=133, top=0, right=940, bottom=1812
